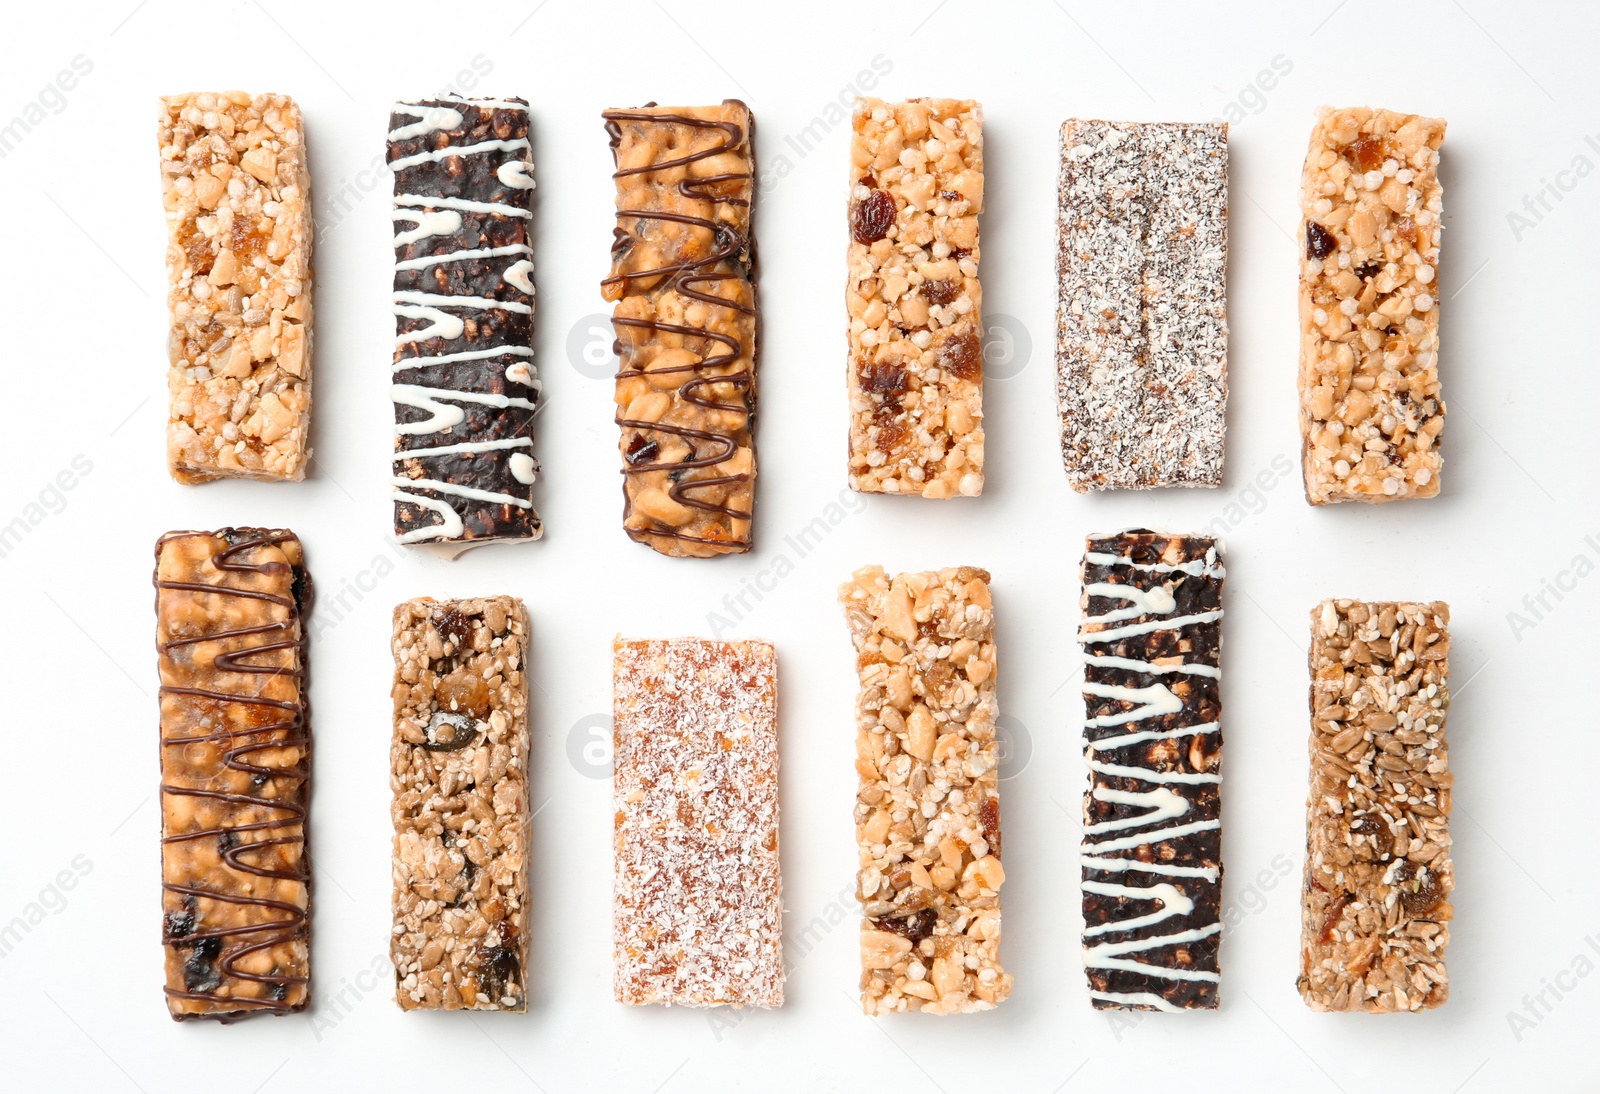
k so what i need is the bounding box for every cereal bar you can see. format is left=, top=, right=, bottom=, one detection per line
left=1078, top=531, right=1224, bottom=1010
left=389, top=98, right=542, bottom=549
left=1057, top=122, right=1228, bottom=491
left=1300, top=599, right=1452, bottom=1012
left=390, top=597, right=531, bottom=1011
left=156, top=529, right=310, bottom=1020
left=1299, top=107, right=1446, bottom=504
left=846, top=98, right=985, bottom=498
left=612, top=638, right=782, bottom=1007
left=603, top=102, right=757, bottom=557
left=840, top=566, right=1011, bottom=1014
left=159, top=93, right=314, bottom=483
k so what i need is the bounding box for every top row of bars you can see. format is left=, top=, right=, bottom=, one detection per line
left=158, top=95, right=1447, bottom=554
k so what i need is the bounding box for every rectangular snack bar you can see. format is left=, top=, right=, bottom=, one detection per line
left=840, top=566, right=1011, bottom=1014
left=612, top=638, right=782, bottom=1007
left=846, top=98, right=985, bottom=498
left=391, top=597, right=531, bottom=1011
left=1299, top=106, right=1446, bottom=504
left=1057, top=122, right=1228, bottom=491
left=389, top=98, right=542, bottom=550
left=155, top=528, right=310, bottom=1020
left=159, top=93, right=314, bottom=484
left=1300, top=599, right=1452, bottom=1012
left=1077, top=531, right=1224, bottom=1010
left=603, top=102, right=757, bottom=557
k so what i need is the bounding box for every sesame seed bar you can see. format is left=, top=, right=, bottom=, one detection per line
left=390, top=597, right=531, bottom=1011
left=840, top=566, right=1011, bottom=1014
left=604, top=102, right=758, bottom=557
left=846, top=98, right=985, bottom=499
left=1299, top=107, right=1446, bottom=504
left=155, top=529, right=310, bottom=1021
left=389, top=98, right=542, bottom=549
left=1300, top=599, right=1452, bottom=1012
left=1057, top=122, right=1228, bottom=491
left=159, top=93, right=314, bottom=484
left=1078, top=531, right=1224, bottom=1010
left=612, top=638, right=782, bottom=1007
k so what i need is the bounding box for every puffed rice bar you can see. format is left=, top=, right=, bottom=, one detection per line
left=1300, top=599, right=1452, bottom=1012
left=840, top=566, right=1011, bottom=1014
left=391, top=597, right=531, bottom=1011
left=159, top=92, right=314, bottom=483
left=846, top=98, right=985, bottom=498
left=1299, top=107, right=1445, bottom=504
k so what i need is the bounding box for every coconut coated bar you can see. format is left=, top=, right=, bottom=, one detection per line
left=159, top=93, right=314, bottom=483
left=612, top=638, right=782, bottom=1007
left=846, top=98, right=985, bottom=498
left=1300, top=599, right=1452, bottom=1012
left=840, top=566, right=1011, bottom=1014
left=156, top=529, right=310, bottom=1020
left=1057, top=122, right=1228, bottom=491
left=1078, top=531, right=1224, bottom=1010
left=391, top=597, right=531, bottom=1010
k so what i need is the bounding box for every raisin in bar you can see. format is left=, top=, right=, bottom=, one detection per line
left=1300, top=599, right=1452, bottom=1012
left=159, top=93, right=313, bottom=484
left=1057, top=122, right=1228, bottom=491
left=1299, top=107, right=1446, bottom=504
left=388, top=98, right=541, bottom=550
left=840, top=566, right=1011, bottom=1014
left=847, top=98, right=985, bottom=498
left=391, top=597, right=531, bottom=1011
left=603, top=102, right=757, bottom=557
left=612, top=638, right=782, bottom=1006
left=1078, top=531, right=1224, bottom=1010
left=155, top=528, right=310, bottom=1021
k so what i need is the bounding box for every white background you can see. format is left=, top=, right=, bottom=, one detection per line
left=1, top=1, right=1595, bottom=1090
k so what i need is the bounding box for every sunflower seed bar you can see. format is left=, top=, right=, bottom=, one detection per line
left=159, top=93, right=314, bottom=484
left=391, top=597, right=531, bottom=1011
left=1300, top=599, right=1452, bottom=1012
left=1299, top=107, right=1446, bottom=504
left=840, top=566, right=1011, bottom=1014
left=156, top=528, right=310, bottom=1021
left=612, top=638, right=782, bottom=1007
left=1079, top=531, right=1224, bottom=1010
left=603, top=102, right=757, bottom=557
left=1057, top=122, right=1228, bottom=491
left=846, top=98, right=985, bottom=499
left=389, top=98, right=542, bottom=549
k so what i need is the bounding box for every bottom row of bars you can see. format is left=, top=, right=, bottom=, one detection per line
left=154, top=528, right=1452, bottom=1021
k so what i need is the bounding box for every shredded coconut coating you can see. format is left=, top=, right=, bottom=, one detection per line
left=846, top=98, right=985, bottom=498
left=1056, top=121, right=1228, bottom=491
left=1300, top=599, right=1452, bottom=1012
left=1298, top=106, right=1445, bottom=504
left=612, top=638, right=782, bottom=1007
left=159, top=92, right=313, bottom=483
left=840, top=566, right=1011, bottom=1014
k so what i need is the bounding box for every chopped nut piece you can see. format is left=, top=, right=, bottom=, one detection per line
left=1299, top=599, right=1452, bottom=1012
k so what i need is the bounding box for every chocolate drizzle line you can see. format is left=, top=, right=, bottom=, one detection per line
left=154, top=529, right=311, bottom=1020
left=603, top=103, right=756, bottom=551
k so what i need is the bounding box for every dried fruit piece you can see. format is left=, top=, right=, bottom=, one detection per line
left=852, top=188, right=896, bottom=244
left=939, top=329, right=982, bottom=382
left=1305, top=220, right=1337, bottom=260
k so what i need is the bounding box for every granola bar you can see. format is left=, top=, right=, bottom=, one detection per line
left=1078, top=531, right=1224, bottom=1010
left=155, top=529, right=310, bottom=1021
left=603, top=102, right=757, bottom=557
left=390, top=597, right=531, bottom=1011
left=840, top=566, right=1011, bottom=1014
left=1300, top=599, right=1452, bottom=1012
left=1057, top=122, right=1228, bottom=491
left=159, top=93, right=314, bottom=484
left=1299, top=106, right=1446, bottom=504
left=612, top=638, right=782, bottom=1007
left=389, top=98, right=542, bottom=549
left=846, top=98, right=985, bottom=498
